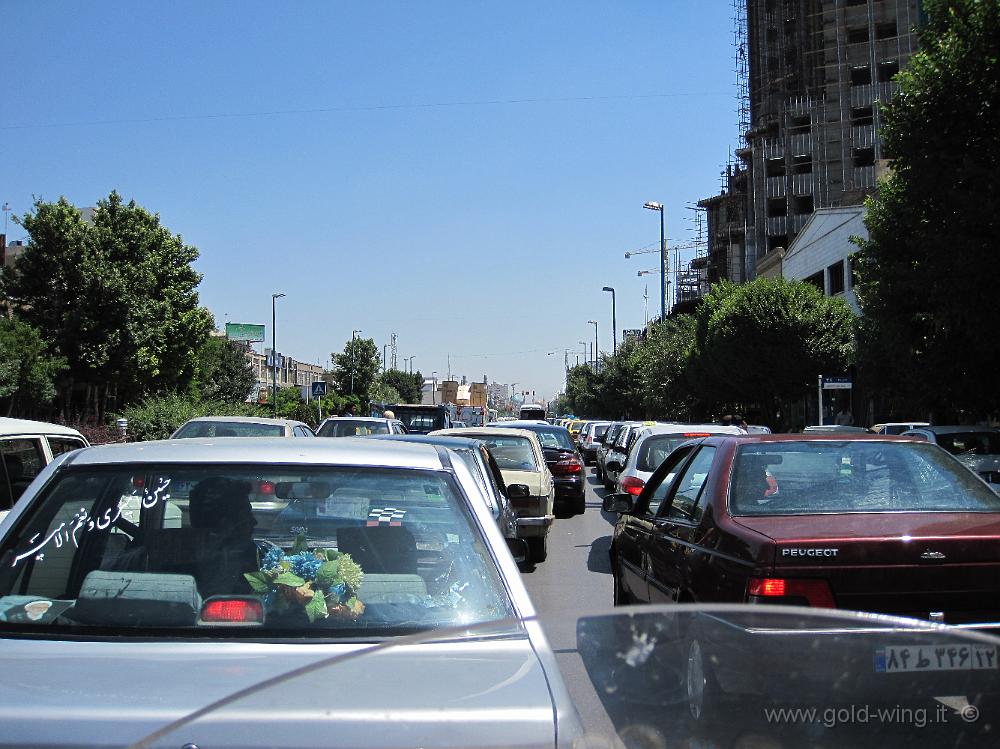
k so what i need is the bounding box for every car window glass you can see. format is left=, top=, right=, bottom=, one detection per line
left=175, top=422, right=284, bottom=438
left=663, top=446, right=717, bottom=522
left=0, top=438, right=46, bottom=509
left=48, top=437, right=87, bottom=457
left=638, top=436, right=699, bottom=473
left=471, top=436, right=537, bottom=471
left=643, top=446, right=695, bottom=516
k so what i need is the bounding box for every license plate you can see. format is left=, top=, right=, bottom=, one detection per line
left=875, top=644, right=999, bottom=673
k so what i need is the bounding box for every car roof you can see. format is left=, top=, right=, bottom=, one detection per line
left=907, top=425, right=998, bottom=434
left=702, top=433, right=923, bottom=445
left=433, top=427, right=540, bottom=441
left=63, top=437, right=446, bottom=469
left=492, top=420, right=566, bottom=430
left=372, top=434, right=487, bottom=450
left=180, top=416, right=307, bottom=427
left=321, top=416, right=391, bottom=423
left=636, top=424, right=745, bottom=438
left=0, top=417, right=86, bottom=438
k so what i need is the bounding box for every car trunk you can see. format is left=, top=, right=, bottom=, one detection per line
left=500, top=469, right=548, bottom=518
left=734, top=512, right=1000, bottom=625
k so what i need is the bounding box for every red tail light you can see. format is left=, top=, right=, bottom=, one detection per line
left=551, top=456, right=583, bottom=475
left=257, top=481, right=275, bottom=495
left=747, top=577, right=836, bottom=608
left=682, top=432, right=712, bottom=438
left=620, top=476, right=645, bottom=496
left=201, top=597, right=265, bottom=623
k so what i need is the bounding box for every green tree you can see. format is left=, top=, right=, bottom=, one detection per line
left=380, top=368, right=423, bottom=403
left=853, top=0, right=1000, bottom=420
left=634, top=315, right=699, bottom=420
left=692, top=279, right=856, bottom=425
left=196, top=337, right=256, bottom=402
left=2, top=193, right=213, bottom=418
left=116, top=392, right=266, bottom=442
left=332, top=337, right=380, bottom=407
left=0, top=318, right=68, bottom=417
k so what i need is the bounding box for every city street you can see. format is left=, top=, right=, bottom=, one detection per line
left=521, top=472, right=618, bottom=739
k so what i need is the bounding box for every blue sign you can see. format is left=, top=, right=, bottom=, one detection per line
left=822, top=375, right=852, bottom=390
left=311, top=381, right=327, bottom=397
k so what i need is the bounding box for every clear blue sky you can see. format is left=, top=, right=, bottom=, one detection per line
left=3, top=1, right=738, bottom=400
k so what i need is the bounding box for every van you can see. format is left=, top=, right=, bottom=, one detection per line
left=1, top=417, right=90, bottom=516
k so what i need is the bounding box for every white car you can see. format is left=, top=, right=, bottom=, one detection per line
left=171, top=416, right=316, bottom=438
left=0, top=417, right=89, bottom=520
left=316, top=417, right=407, bottom=437
left=613, top=423, right=746, bottom=496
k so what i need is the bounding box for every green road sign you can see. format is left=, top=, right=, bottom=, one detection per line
left=225, top=322, right=265, bottom=342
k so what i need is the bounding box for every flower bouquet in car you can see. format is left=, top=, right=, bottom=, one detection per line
left=244, top=535, right=365, bottom=622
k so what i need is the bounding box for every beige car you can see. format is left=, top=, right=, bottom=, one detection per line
left=431, top=427, right=555, bottom=563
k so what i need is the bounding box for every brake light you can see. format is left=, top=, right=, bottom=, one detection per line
left=620, top=476, right=645, bottom=495
left=682, top=433, right=712, bottom=438
left=747, top=577, right=835, bottom=608
left=201, top=597, right=265, bottom=623
left=132, top=476, right=145, bottom=488
left=551, top=456, right=583, bottom=475
left=258, top=481, right=275, bottom=495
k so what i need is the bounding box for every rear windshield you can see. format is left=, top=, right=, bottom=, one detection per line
left=0, top=464, right=513, bottom=636
left=530, top=428, right=575, bottom=451
left=173, top=422, right=284, bottom=438
left=933, top=432, right=1000, bottom=456
left=593, top=424, right=609, bottom=439
left=637, top=436, right=699, bottom=472
left=467, top=436, right=537, bottom=471
left=730, top=441, right=1000, bottom=516
left=317, top=420, right=389, bottom=437
left=394, top=411, right=444, bottom=433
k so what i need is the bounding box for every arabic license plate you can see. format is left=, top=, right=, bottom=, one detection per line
left=875, top=644, right=999, bottom=673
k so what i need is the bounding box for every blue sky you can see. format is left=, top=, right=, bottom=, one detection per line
left=3, top=1, right=738, bottom=400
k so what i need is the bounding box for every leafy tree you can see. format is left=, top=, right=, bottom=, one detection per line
left=634, top=315, right=699, bottom=420
left=692, top=279, right=855, bottom=425
left=116, top=392, right=265, bottom=442
left=196, top=337, right=256, bottom=402
left=853, top=0, right=1000, bottom=420
left=332, top=337, right=380, bottom=407
left=2, top=193, right=213, bottom=418
left=369, top=378, right=402, bottom=407
left=380, top=368, right=423, bottom=403
left=0, top=318, right=68, bottom=417
left=565, top=364, right=603, bottom=418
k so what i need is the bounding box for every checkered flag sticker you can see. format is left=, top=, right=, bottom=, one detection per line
left=367, top=507, right=407, bottom=526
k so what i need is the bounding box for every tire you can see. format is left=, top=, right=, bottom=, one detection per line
left=528, top=535, right=548, bottom=564
left=595, top=465, right=604, bottom=482
left=686, top=637, right=723, bottom=723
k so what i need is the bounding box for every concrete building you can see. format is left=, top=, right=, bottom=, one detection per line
left=781, top=205, right=865, bottom=313
left=700, top=0, right=921, bottom=283
left=248, top=347, right=324, bottom=403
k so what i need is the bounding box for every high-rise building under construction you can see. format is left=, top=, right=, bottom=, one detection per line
left=702, top=0, right=923, bottom=283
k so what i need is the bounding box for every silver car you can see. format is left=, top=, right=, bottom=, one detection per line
left=903, top=425, right=1000, bottom=488
left=0, top=438, right=580, bottom=747
left=316, top=416, right=407, bottom=436
left=171, top=415, right=316, bottom=438
left=614, top=424, right=746, bottom=496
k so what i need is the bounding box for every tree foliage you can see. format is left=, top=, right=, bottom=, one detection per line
left=332, top=336, right=380, bottom=407
left=116, top=392, right=266, bottom=442
left=2, top=193, right=213, bottom=418
left=196, top=337, right=256, bottom=403
left=380, top=368, right=423, bottom=403
left=0, top=319, right=68, bottom=417
left=853, top=0, right=1000, bottom=419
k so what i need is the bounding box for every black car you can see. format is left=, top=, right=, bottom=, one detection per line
left=488, top=420, right=586, bottom=514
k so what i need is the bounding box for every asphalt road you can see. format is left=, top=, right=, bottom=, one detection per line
left=520, top=470, right=620, bottom=741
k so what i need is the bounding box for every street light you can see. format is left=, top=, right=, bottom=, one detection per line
left=602, top=286, right=617, bottom=355
left=644, top=201, right=667, bottom=320
left=578, top=341, right=587, bottom=369
left=405, top=355, right=416, bottom=373
left=587, top=320, right=599, bottom=370
left=271, top=293, right=286, bottom=417
left=431, top=371, right=438, bottom=404
left=350, top=329, right=362, bottom=395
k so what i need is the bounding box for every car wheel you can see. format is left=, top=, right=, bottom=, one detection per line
left=595, top=465, right=604, bottom=481
left=686, top=637, right=723, bottom=723
left=528, top=536, right=548, bottom=563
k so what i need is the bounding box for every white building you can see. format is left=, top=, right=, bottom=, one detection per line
left=780, top=206, right=865, bottom=314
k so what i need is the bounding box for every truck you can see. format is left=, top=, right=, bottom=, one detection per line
left=518, top=403, right=547, bottom=421
left=458, top=406, right=487, bottom=427
left=388, top=404, right=453, bottom=435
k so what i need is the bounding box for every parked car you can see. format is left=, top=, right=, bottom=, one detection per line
left=371, top=434, right=520, bottom=545
left=170, top=416, right=315, bottom=438
left=614, top=424, right=746, bottom=496
left=0, top=438, right=580, bottom=747
left=0, top=418, right=89, bottom=519
left=487, top=421, right=585, bottom=515
left=802, top=424, right=871, bottom=434
left=579, top=421, right=611, bottom=465
left=316, top=417, right=406, bottom=437
left=595, top=421, right=629, bottom=483
left=872, top=421, right=930, bottom=435
left=431, top=427, right=555, bottom=563
left=606, top=433, right=1000, bottom=631
left=744, top=424, right=772, bottom=435
left=902, top=425, right=1000, bottom=488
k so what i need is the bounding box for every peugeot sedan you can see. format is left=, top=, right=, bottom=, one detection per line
left=0, top=438, right=579, bottom=748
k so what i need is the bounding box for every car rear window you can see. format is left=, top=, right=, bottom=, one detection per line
left=0, top=464, right=513, bottom=636
left=730, top=441, right=1000, bottom=516
left=593, top=424, right=609, bottom=439
left=318, top=420, right=389, bottom=437
left=933, top=432, right=1000, bottom=456
left=173, top=422, right=284, bottom=438
left=468, top=436, right=537, bottom=471
left=637, top=436, right=698, bottom=473
left=531, top=429, right=575, bottom=451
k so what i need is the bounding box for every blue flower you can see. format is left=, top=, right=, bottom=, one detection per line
left=262, top=547, right=285, bottom=571
left=288, top=553, right=322, bottom=580
left=328, top=581, right=347, bottom=602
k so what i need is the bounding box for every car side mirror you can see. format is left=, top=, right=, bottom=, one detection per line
left=507, top=483, right=530, bottom=500
left=505, top=537, right=529, bottom=564
left=602, top=493, right=634, bottom=514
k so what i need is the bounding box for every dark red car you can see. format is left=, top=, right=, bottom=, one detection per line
left=606, top=434, right=1000, bottom=628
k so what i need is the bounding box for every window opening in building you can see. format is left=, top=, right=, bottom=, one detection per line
left=828, top=260, right=846, bottom=295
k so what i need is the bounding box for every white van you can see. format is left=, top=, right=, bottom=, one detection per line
left=0, top=418, right=90, bottom=518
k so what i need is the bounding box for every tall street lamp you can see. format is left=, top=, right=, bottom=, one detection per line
left=602, top=286, right=617, bottom=355
left=588, top=320, right=599, bottom=370
left=431, top=371, right=438, bottom=404
left=350, top=329, right=362, bottom=395
left=644, top=201, right=667, bottom=320
left=405, top=355, right=415, bottom=373
left=578, top=341, right=587, bottom=369
left=271, top=293, right=286, bottom=417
